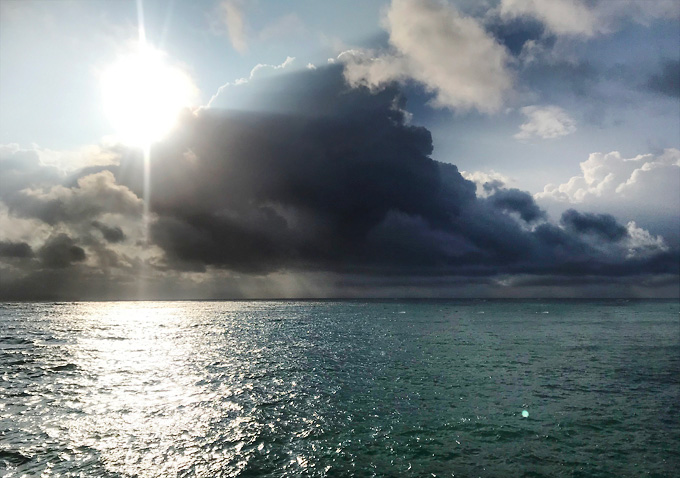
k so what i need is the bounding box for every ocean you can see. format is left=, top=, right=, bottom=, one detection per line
left=1, top=300, right=678, bottom=477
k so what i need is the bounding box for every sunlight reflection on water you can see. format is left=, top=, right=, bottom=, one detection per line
left=66, top=303, right=212, bottom=476
left=1, top=300, right=678, bottom=477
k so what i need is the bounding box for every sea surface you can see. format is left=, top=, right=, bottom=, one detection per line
left=1, top=300, right=678, bottom=477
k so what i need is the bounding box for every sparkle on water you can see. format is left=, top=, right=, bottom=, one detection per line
left=1, top=300, right=678, bottom=477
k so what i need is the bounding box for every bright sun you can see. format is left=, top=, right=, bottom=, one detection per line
left=101, top=46, right=196, bottom=146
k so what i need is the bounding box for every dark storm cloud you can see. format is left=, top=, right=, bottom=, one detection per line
left=560, top=209, right=628, bottom=242
left=108, top=65, right=676, bottom=281
left=646, top=59, right=680, bottom=98
left=1, top=64, right=677, bottom=300
left=482, top=180, right=505, bottom=194
left=91, top=221, right=125, bottom=243
left=488, top=188, right=546, bottom=223
left=38, top=234, right=86, bottom=269
left=0, top=241, right=34, bottom=258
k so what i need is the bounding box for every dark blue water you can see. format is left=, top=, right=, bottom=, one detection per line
left=1, top=300, right=678, bottom=477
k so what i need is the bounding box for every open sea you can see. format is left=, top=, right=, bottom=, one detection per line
left=1, top=300, right=678, bottom=477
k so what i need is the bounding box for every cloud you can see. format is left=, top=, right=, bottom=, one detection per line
left=514, top=105, right=576, bottom=140
left=38, top=234, right=86, bottom=269
left=218, top=0, right=248, bottom=53
left=340, top=0, right=513, bottom=113
left=500, top=0, right=680, bottom=38
left=0, top=240, right=34, bottom=258
left=244, top=56, right=296, bottom=82
left=535, top=148, right=680, bottom=243
left=7, top=170, right=142, bottom=225
left=646, top=59, right=680, bottom=98
left=535, top=149, right=680, bottom=209
left=91, top=220, right=125, bottom=243
left=560, top=209, right=627, bottom=241
left=460, top=170, right=512, bottom=197
left=0, top=65, right=676, bottom=299
left=624, top=221, right=668, bottom=259
left=116, top=66, right=674, bottom=280
left=490, top=189, right=546, bottom=223
left=500, top=0, right=596, bottom=37
left=206, top=56, right=296, bottom=108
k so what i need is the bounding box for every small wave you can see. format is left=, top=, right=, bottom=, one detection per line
left=0, top=336, right=33, bottom=345
left=51, top=363, right=78, bottom=372
left=0, top=450, right=32, bottom=466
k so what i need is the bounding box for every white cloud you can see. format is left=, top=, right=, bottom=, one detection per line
left=246, top=56, right=296, bottom=82
left=536, top=149, right=680, bottom=204
left=535, top=149, right=680, bottom=232
left=515, top=105, right=576, bottom=140
left=20, top=170, right=143, bottom=220
left=341, top=0, right=513, bottom=113
left=218, top=0, right=248, bottom=53
left=624, top=221, right=668, bottom=259
left=206, top=57, right=296, bottom=108
left=460, top=170, right=512, bottom=197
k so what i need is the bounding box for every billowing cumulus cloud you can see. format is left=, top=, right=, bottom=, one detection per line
left=460, top=170, right=512, bottom=198
left=7, top=170, right=142, bottom=225
left=0, top=65, right=677, bottom=299
left=536, top=149, right=680, bottom=210
left=514, top=105, right=576, bottom=140
left=536, top=148, right=680, bottom=244
left=341, top=0, right=513, bottom=113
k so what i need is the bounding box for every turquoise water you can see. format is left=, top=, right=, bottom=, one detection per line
left=1, top=300, right=678, bottom=477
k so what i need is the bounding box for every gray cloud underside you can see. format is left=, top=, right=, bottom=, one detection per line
left=125, top=67, right=676, bottom=275
left=0, top=65, right=677, bottom=299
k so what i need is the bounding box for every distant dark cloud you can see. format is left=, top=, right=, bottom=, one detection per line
left=0, top=64, right=677, bottom=299
left=91, top=221, right=125, bottom=243
left=112, top=66, right=674, bottom=281
left=646, top=59, right=680, bottom=98
left=489, top=189, right=546, bottom=223
left=560, top=209, right=628, bottom=242
left=0, top=241, right=34, bottom=258
left=38, top=234, right=86, bottom=269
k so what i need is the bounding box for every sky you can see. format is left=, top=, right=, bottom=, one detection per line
left=0, top=0, right=678, bottom=299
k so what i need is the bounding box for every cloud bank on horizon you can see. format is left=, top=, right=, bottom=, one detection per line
left=0, top=0, right=678, bottom=299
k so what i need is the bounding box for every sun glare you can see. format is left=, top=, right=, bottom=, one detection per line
left=101, top=46, right=196, bottom=146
